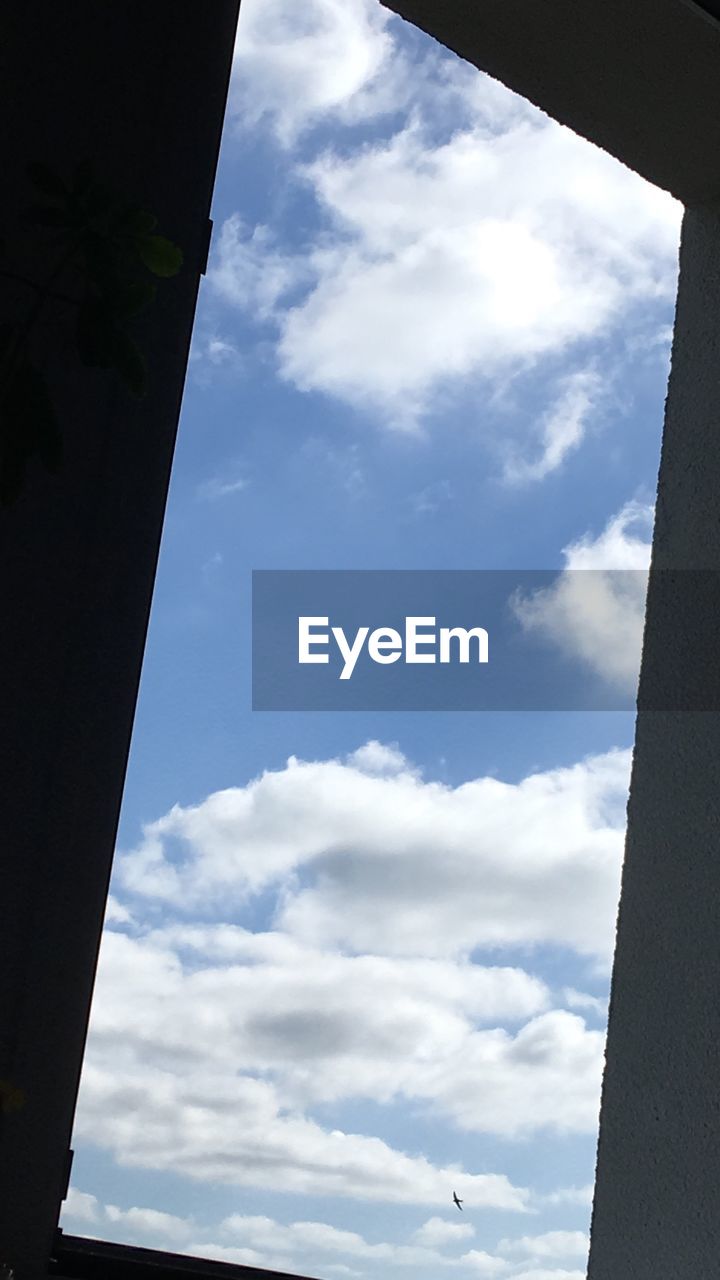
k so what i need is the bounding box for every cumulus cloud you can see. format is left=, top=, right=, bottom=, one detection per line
left=557, top=502, right=654, bottom=572
left=533, top=1186, right=594, bottom=1210
left=77, top=920, right=542, bottom=1196
left=347, top=738, right=410, bottom=775
left=513, top=501, right=653, bottom=692
left=104, top=1204, right=195, bottom=1245
left=457, top=1253, right=510, bottom=1276
left=119, top=745, right=628, bottom=963
left=414, top=1217, right=476, bottom=1247
left=498, top=1231, right=589, bottom=1260
left=80, top=739, right=615, bottom=1241
left=74, top=1046, right=529, bottom=1208
left=213, top=108, right=679, bottom=430
left=230, top=0, right=397, bottom=144
left=509, top=1273, right=585, bottom=1280
left=74, top=739, right=622, bottom=1212
left=64, top=1187, right=100, bottom=1224
left=87, top=927, right=550, bottom=1109
left=222, top=1212, right=479, bottom=1268
left=415, top=1010, right=604, bottom=1138
left=77, top=927, right=603, bottom=1173
left=63, top=1192, right=524, bottom=1278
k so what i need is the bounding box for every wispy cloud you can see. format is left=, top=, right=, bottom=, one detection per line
left=503, top=370, right=602, bottom=485
left=410, top=479, right=454, bottom=516
left=196, top=471, right=248, bottom=501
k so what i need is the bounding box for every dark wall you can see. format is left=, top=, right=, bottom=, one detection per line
left=382, top=0, right=720, bottom=204
left=0, top=4, right=240, bottom=1272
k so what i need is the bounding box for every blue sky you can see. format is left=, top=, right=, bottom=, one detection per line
left=61, top=3, right=682, bottom=1277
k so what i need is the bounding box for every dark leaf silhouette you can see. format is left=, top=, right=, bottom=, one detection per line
left=0, top=349, right=62, bottom=506
left=113, top=280, right=157, bottom=318
left=26, top=162, right=67, bottom=201
left=111, top=329, right=147, bottom=397
left=76, top=298, right=117, bottom=368
left=136, top=234, right=183, bottom=278
left=22, top=205, right=73, bottom=229
left=1, top=160, right=184, bottom=501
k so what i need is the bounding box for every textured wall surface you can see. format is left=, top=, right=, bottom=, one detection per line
left=587, top=208, right=720, bottom=1278
left=0, top=4, right=239, bottom=1272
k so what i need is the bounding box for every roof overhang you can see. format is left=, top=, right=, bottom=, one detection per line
left=382, top=0, right=720, bottom=205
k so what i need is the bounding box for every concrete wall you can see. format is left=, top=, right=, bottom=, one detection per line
left=0, top=4, right=239, bottom=1272
left=587, top=206, right=720, bottom=1277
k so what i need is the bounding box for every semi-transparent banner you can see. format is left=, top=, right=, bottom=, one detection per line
left=252, top=569, right=720, bottom=711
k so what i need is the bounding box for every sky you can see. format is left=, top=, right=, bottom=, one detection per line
left=61, top=2, right=683, bottom=1278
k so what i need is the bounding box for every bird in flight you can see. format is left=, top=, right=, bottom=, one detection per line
left=453, top=1191, right=463, bottom=1211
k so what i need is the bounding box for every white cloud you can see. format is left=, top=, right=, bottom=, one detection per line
left=102, top=737, right=626, bottom=1157
left=534, top=1186, right=594, bottom=1209
left=182, top=1242, right=289, bottom=1270
left=562, top=987, right=607, bottom=1017
left=509, top=1273, right=586, bottom=1280
left=74, top=1044, right=530, bottom=1208
left=210, top=216, right=304, bottom=319
left=74, top=1029, right=527, bottom=1208
left=414, top=1217, right=476, bottom=1247
left=64, top=1187, right=100, bottom=1224
left=86, top=740, right=620, bottom=1217
left=196, top=468, right=248, bottom=501
left=498, top=1230, right=589, bottom=1260
left=509, top=1273, right=585, bottom=1280
left=503, top=370, right=602, bottom=484
left=513, top=501, right=653, bottom=692
left=104, top=895, right=132, bottom=926
left=190, top=332, right=244, bottom=373
left=560, top=502, right=654, bottom=572
left=88, top=927, right=549, bottom=1106
left=434, top=1010, right=604, bottom=1138
left=222, top=1212, right=473, bottom=1267
left=119, top=744, right=628, bottom=965
left=206, top=336, right=239, bottom=365
left=222, top=1214, right=380, bottom=1257
left=104, top=1204, right=194, bottom=1244
left=79, top=924, right=604, bottom=1145
left=63, top=1191, right=519, bottom=1278
left=230, top=0, right=397, bottom=144
left=347, top=739, right=411, bottom=775
left=459, top=1251, right=511, bottom=1276
left=214, top=107, right=679, bottom=432
left=62, top=1189, right=196, bottom=1249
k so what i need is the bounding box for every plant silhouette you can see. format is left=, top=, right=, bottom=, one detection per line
left=0, top=160, right=183, bottom=505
